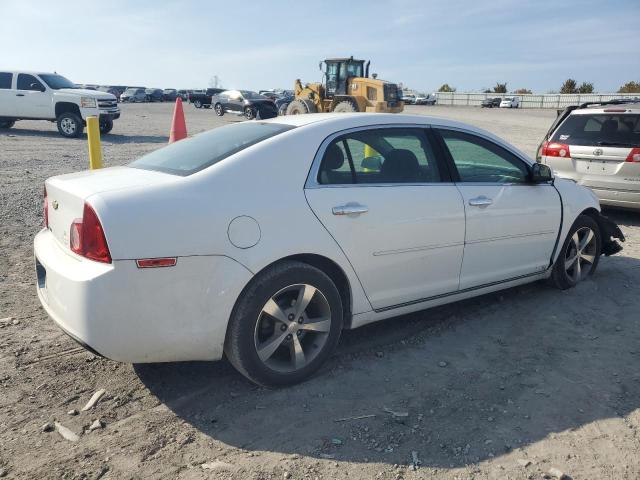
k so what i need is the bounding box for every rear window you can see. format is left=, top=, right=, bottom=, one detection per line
left=130, top=122, right=295, bottom=176
left=551, top=114, right=640, bottom=147
left=0, top=72, right=12, bottom=89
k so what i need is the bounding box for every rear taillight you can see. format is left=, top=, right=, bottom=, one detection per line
left=69, top=203, right=111, bottom=263
left=43, top=186, right=49, bottom=228
left=626, top=148, right=640, bottom=163
left=542, top=141, right=571, bottom=158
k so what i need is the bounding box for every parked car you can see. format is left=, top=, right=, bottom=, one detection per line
left=500, top=96, right=520, bottom=108
left=0, top=70, right=120, bottom=137
left=145, top=88, right=164, bottom=102
left=259, top=90, right=279, bottom=101
left=177, top=90, right=189, bottom=101
left=162, top=89, right=178, bottom=102
left=97, top=86, right=121, bottom=97
left=401, top=94, right=416, bottom=105
left=34, top=113, right=624, bottom=386
left=482, top=97, right=502, bottom=108
left=275, top=94, right=295, bottom=116
left=213, top=90, right=278, bottom=119
left=120, top=87, right=146, bottom=103
left=414, top=94, right=436, bottom=105
left=537, top=99, right=640, bottom=209
left=189, top=88, right=224, bottom=108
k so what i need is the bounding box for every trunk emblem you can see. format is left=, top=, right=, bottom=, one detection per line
left=52, top=200, right=59, bottom=210
left=593, top=148, right=603, bottom=156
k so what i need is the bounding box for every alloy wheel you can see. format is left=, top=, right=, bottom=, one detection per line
left=254, top=284, right=331, bottom=373
left=564, top=226, right=597, bottom=282
left=60, top=118, right=76, bottom=135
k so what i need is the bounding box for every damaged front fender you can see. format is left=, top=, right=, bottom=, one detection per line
left=594, top=213, right=625, bottom=256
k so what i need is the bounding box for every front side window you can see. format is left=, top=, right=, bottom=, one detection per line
left=438, top=129, right=529, bottom=184
left=130, top=122, right=294, bottom=176
left=17, top=73, right=44, bottom=91
left=0, top=72, right=12, bottom=89
left=39, top=74, right=75, bottom=90
left=551, top=114, right=640, bottom=147
left=318, top=128, right=441, bottom=185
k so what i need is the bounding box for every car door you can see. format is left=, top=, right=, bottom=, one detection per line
left=434, top=128, right=561, bottom=290
left=305, top=126, right=466, bottom=310
left=229, top=91, right=244, bottom=113
left=0, top=72, right=16, bottom=116
left=15, top=73, right=49, bottom=118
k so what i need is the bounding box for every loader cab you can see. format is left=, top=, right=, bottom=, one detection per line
left=323, top=58, right=368, bottom=97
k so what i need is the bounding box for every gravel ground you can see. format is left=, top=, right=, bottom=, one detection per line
left=1, top=104, right=639, bottom=480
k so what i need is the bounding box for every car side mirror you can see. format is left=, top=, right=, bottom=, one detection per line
left=531, top=163, right=553, bottom=183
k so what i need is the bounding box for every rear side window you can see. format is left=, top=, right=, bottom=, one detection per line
left=0, top=72, right=12, bottom=89
left=130, top=122, right=294, bottom=176
left=318, top=128, right=442, bottom=185
left=551, top=114, right=640, bottom=146
left=17, top=73, right=44, bottom=91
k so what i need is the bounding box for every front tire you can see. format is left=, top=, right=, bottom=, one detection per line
left=193, top=100, right=202, bottom=108
left=225, top=261, right=343, bottom=387
left=214, top=103, right=224, bottom=116
left=286, top=99, right=317, bottom=115
left=99, top=118, right=113, bottom=134
left=56, top=112, right=84, bottom=138
left=550, top=214, right=601, bottom=290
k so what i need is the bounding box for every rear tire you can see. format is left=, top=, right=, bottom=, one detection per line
left=193, top=100, right=202, bottom=108
left=550, top=214, right=601, bottom=290
left=244, top=106, right=255, bottom=120
left=224, top=261, right=343, bottom=387
left=332, top=100, right=358, bottom=113
left=56, top=112, right=84, bottom=138
left=0, top=120, right=15, bottom=129
left=214, top=103, right=224, bottom=116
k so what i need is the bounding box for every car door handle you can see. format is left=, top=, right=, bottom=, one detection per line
left=16, top=94, right=25, bottom=97
left=468, top=196, right=493, bottom=207
left=332, top=203, right=369, bottom=216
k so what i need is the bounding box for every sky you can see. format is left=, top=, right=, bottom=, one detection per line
left=1, top=0, right=639, bottom=93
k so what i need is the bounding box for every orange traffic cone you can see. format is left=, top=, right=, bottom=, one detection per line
left=169, top=97, right=187, bottom=143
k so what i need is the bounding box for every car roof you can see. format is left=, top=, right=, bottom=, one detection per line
left=570, top=102, right=640, bottom=115
left=261, top=113, right=531, bottom=162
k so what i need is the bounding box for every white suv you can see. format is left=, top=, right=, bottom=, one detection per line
left=537, top=100, right=640, bottom=209
left=0, top=70, right=120, bottom=138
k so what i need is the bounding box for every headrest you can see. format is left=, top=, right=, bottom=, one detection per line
left=324, top=143, right=345, bottom=170
left=380, top=149, right=420, bottom=182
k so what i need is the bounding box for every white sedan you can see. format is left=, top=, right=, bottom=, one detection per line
left=34, top=113, right=624, bottom=386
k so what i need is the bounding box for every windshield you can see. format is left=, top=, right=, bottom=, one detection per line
left=551, top=113, right=640, bottom=147
left=39, top=74, right=76, bottom=90
left=130, top=122, right=295, bottom=176
left=124, top=88, right=137, bottom=94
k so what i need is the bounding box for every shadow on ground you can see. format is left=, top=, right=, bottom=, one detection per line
left=0, top=128, right=167, bottom=144
left=136, top=253, right=640, bottom=468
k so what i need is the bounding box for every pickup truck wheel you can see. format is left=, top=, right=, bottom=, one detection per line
left=99, top=118, right=113, bottom=134
left=193, top=100, right=202, bottom=108
left=57, top=112, right=84, bottom=138
left=214, top=103, right=224, bottom=116
left=0, top=120, right=15, bottom=129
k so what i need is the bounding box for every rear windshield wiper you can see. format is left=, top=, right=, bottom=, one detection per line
left=597, top=141, right=639, bottom=148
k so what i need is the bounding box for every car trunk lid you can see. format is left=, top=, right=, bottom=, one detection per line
left=45, top=166, right=177, bottom=251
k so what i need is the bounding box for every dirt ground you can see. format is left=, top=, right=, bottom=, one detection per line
left=1, top=104, right=639, bottom=480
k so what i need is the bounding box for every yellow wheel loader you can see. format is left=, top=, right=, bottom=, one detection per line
left=285, top=57, right=404, bottom=115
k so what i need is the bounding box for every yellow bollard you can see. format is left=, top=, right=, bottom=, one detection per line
left=363, top=143, right=378, bottom=158
left=86, top=116, right=103, bottom=170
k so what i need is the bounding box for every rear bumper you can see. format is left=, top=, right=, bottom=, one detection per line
left=34, top=228, right=253, bottom=363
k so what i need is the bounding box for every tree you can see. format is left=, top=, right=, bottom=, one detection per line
left=514, top=88, right=532, bottom=94
left=493, top=82, right=507, bottom=93
left=437, top=83, right=456, bottom=92
left=577, top=82, right=594, bottom=94
left=560, top=79, right=578, bottom=94
left=618, top=81, right=640, bottom=93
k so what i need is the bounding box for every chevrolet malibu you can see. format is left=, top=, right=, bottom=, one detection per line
left=34, top=113, right=624, bottom=386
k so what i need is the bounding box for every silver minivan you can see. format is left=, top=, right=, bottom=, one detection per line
left=538, top=100, right=640, bottom=209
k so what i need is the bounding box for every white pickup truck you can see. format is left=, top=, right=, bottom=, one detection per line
left=0, top=70, right=120, bottom=138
